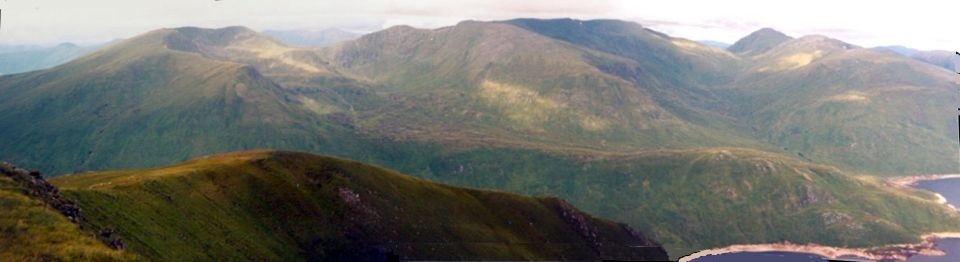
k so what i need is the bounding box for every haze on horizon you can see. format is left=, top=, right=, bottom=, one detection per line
left=0, top=0, right=955, bottom=51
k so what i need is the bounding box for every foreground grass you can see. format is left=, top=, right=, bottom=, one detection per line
left=52, top=150, right=667, bottom=261
left=0, top=176, right=138, bottom=261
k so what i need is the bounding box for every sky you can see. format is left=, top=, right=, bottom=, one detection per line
left=0, top=0, right=955, bottom=50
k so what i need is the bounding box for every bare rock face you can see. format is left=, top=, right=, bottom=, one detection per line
left=555, top=198, right=602, bottom=253
left=0, top=162, right=125, bottom=250
left=800, top=184, right=835, bottom=207
left=0, top=162, right=81, bottom=223
left=97, top=228, right=127, bottom=250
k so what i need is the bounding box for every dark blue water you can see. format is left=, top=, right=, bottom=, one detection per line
left=906, top=238, right=960, bottom=262
left=909, top=178, right=960, bottom=261
left=917, top=178, right=960, bottom=209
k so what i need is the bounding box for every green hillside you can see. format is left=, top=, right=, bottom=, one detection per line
left=325, top=20, right=764, bottom=151
left=0, top=163, right=137, bottom=261
left=719, top=33, right=960, bottom=174
left=5, top=20, right=955, bottom=176
left=726, top=28, right=793, bottom=55
left=1, top=19, right=959, bottom=260
left=0, top=27, right=350, bottom=176
left=51, top=150, right=668, bottom=261
left=355, top=146, right=960, bottom=257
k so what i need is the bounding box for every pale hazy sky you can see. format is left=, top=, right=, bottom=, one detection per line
left=0, top=0, right=955, bottom=50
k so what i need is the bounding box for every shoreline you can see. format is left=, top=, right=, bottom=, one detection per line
left=933, top=193, right=960, bottom=211
left=887, top=174, right=960, bottom=211
left=680, top=176, right=960, bottom=262
left=678, top=233, right=954, bottom=262
left=887, top=174, right=960, bottom=188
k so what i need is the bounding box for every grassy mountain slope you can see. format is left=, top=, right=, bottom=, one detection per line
left=0, top=163, right=136, bottom=261
left=727, top=28, right=793, bottom=56
left=0, top=28, right=353, bottom=176
left=325, top=20, right=762, bottom=152
left=721, top=35, right=960, bottom=174
left=0, top=19, right=957, bottom=260
left=3, top=20, right=954, bottom=176
left=156, top=26, right=374, bottom=120
left=506, top=18, right=740, bottom=85
left=364, top=146, right=960, bottom=257
left=503, top=19, right=767, bottom=150
left=51, top=150, right=668, bottom=261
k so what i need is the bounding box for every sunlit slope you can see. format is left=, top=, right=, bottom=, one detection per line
left=51, top=150, right=668, bottom=261
left=3, top=21, right=956, bottom=176
left=0, top=164, right=137, bottom=261
left=721, top=32, right=960, bottom=174
left=326, top=20, right=763, bottom=151
left=506, top=18, right=741, bottom=86
left=0, top=21, right=957, bottom=260
left=389, top=147, right=960, bottom=256
left=0, top=28, right=346, bottom=175
left=502, top=19, right=768, bottom=149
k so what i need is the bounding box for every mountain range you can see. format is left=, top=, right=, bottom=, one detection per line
left=0, top=43, right=104, bottom=75
left=1, top=18, right=958, bottom=258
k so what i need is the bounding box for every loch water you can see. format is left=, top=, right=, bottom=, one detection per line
left=907, top=178, right=960, bottom=262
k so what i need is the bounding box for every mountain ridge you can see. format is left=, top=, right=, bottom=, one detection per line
left=50, top=150, right=670, bottom=261
left=1, top=19, right=959, bottom=259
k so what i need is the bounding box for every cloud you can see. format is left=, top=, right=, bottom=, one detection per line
left=379, top=0, right=618, bottom=18
left=0, top=0, right=954, bottom=50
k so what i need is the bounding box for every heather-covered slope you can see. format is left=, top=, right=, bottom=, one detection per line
left=51, top=150, right=668, bottom=261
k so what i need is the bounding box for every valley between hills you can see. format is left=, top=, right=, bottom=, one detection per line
left=1, top=18, right=959, bottom=260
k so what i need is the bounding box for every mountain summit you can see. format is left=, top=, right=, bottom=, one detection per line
left=728, top=28, right=793, bottom=55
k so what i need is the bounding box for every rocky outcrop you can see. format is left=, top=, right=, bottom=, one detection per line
left=800, top=184, right=835, bottom=206
left=0, top=162, right=81, bottom=223
left=97, top=228, right=127, bottom=250
left=0, top=162, right=125, bottom=250
left=554, top=199, right=602, bottom=253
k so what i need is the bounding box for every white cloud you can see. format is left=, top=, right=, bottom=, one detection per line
left=0, top=0, right=955, bottom=50
left=616, top=0, right=957, bottom=50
